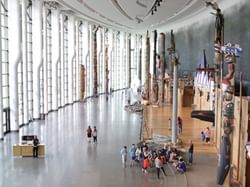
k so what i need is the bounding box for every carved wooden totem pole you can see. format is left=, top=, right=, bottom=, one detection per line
left=143, top=31, right=150, bottom=100
left=93, top=26, right=99, bottom=96
left=167, top=30, right=179, bottom=144
left=206, top=1, right=243, bottom=185
left=80, top=64, right=85, bottom=100
left=105, top=46, right=109, bottom=94
left=158, top=33, right=165, bottom=104
left=151, top=30, right=158, bottom=103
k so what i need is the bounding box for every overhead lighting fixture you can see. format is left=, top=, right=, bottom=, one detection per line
left=136, top=0, right=147, bottom=8
left=150, top=0, right=162, bottom=16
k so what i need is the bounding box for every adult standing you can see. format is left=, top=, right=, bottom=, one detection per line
left=188, top=140, right=194, bottom=165
left=155, top=155, right=167, bottom=179
left=33, top=135, right=40, bottom=158
left=92, top=126, right=97, bottom=144
left=120, top=146, right=128, bottom=168
left=129, top=144, right=136, bottom=167
left=177, top=116, right=183, bottom=135
left=86, top=126, right=92, bottom=143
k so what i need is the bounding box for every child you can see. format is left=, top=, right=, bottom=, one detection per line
left=201, top=131, right=205, bottom=142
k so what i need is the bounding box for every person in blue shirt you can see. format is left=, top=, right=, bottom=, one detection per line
left=129, top=144, right=137, bottom=167
left=176, top=158, right=186, bottom=173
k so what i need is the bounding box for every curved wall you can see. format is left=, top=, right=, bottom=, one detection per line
left=163, top=0, right=250, bottom=95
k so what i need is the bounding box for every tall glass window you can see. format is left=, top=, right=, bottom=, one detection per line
left=63, top=15, right=69, bottom=104
left=1, top=0, right=9, bottom=132
left=27, top=2, right=33, bottom=121
left=46, top=9, right=52, bottom=111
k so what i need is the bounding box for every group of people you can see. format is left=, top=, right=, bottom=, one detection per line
left=86, top=126, right=98, bottom=143
left=120, top=142, right=191, bottom=179
left=201, top=127, right=211, bottom=144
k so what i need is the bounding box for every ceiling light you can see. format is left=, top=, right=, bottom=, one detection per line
left=151, top=10, right=154, bottom=15
left=154, top=6, right=157, bottom=11
left=158, top=1, right=160, bottom=6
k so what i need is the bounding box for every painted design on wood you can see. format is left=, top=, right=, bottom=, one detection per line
left=217, top=45, right=242, bottom=185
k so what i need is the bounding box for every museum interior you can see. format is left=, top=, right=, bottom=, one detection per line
left=0, top=0, right=250, bottom=187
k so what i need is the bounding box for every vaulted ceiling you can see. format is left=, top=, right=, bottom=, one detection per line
left=57, top=0, right=227, bottom=33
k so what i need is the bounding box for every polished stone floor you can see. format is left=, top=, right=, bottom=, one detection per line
left=0, top=91, right=217, bottom=187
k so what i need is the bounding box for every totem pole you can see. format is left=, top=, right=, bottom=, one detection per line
left=80, top=64, right=85, bottom=100
left=151, top=30, right=158, bottom=103
left=105, top=47, right=109, bottom=94
left=167, top=30, right=179, bottom=144
left=128, top=34, right=132, bottom=88
left=216, top=43, right=242, bottom=185
left=143, top=31, right=150, bottom=100
left=206, top=1, right=244, bottom=185
left=93, top=25, right=100, bottom=96
left=158, top=33, right=165, bottom=104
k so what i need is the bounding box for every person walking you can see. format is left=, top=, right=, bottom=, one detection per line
left=120, top=146, right=128, bottom=168
left=86, top=126, right=92, bottom=143
left=129, top=144, right=136, bottom=167
left=188, top=140, right=194, bottom=165
left=177, top=116, right=183, bottom=135
left=155, top=155, right=167, bottom=179
left=142, top=147, right=150, bottom=174
left=92, top=126, right=97, bottom=144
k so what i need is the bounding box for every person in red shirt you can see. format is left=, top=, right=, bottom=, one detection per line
left=86, top=126, right=92, bottom=143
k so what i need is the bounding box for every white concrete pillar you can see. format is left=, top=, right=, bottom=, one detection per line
left=68, top=16, right=75, bottom=104
left=75, top=20, right=80, bottom=101
left=51, top=9, right=60, bottom=110
left=43, top=7, right=48, bottom=114
left=32, top=0, right=43, bottom=119
left=9, top=0, right=21, bottom=131
left=0, top=9, right=3, bottom=139
left=60, top=14, right=65, bottom=106
left=22, top=0, right=29, bottom=124
left=89, top=24, right=94, bottom=96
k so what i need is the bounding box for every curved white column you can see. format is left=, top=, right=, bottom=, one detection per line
left=43, top=7, right=48, bottom=114
left=32, top=0, right=43, bottom=119
left=9, top=0, right=21, bottom=131
left=75, top=20, right=80, bottom=101
left=68, top=16, right=75, bottom=104
left=0, top=11, right=3, bottom=139
left=22, top=0, right=29, bottom=124
left=60, top=14, right=65, bottom=107
left=52, top=9, right=60, bottom=110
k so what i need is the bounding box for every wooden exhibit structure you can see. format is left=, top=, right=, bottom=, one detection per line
left=79, top=64, right=85, bottom=100
left=13, top=144, right=45, bottom=157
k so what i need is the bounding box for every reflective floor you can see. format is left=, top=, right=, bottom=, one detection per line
left=0, top=91, right=217, bottom=187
